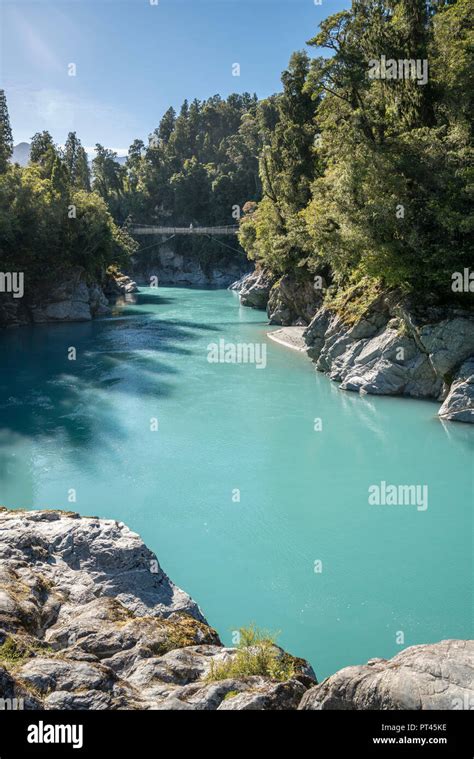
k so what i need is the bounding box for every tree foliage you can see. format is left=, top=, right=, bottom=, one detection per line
left=240, top=0, right=473, bottom=299
left=1, top=1, right=472, bottom=302
left=0, top=98, right=135, bottom=284
left=0, top=90, right=13, bottom=174
left=121, top=92, right=261, bottom=227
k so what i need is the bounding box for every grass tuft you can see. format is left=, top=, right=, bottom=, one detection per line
left=206, top=624, right=295, bottom=683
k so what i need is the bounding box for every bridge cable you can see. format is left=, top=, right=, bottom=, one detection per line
left=135, top=234, right=176, bottom=253
left=206, top=235, right=243, bottom=256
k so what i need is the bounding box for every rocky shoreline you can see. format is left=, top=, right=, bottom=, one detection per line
left=0, top=251, right=245, bottom=328
left=0, top=508, right=472, bottom=711
left=1, top=261, right=472, bottom=422
left=0, top=267, right=138, bottom=329
left=233, top=269, right=474, bottom=424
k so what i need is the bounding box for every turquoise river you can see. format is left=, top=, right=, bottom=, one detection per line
left=0, top=287, right=472, bottom=678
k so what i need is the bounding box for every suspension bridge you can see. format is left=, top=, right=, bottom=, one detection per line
left=130, top=224, right=239, bottom=236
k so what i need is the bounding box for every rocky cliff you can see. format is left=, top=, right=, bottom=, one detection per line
left=0, top=508, right=472, bottom=710
left=131, top=241, right=248, bottom=288
left=0, top=509, right=314, bottom=710
left=303, top=293, right=474, bottom=422
left=232, top=268, right=323, bottom=324
left=0, top=267, right=138, bottom=328
left=232, top=272, right=474, bottom=423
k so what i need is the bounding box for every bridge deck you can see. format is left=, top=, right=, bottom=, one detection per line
left=131, top=225, right=239, bottom=236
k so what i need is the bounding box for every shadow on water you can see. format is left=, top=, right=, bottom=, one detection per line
left=0, top=294, right=220, bottom=470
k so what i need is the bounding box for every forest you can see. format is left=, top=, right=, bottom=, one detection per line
left=0, top=0, right=472, bottom=302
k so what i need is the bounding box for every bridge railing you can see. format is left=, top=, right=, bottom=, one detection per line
left=130, top=225, right=239, bottom=236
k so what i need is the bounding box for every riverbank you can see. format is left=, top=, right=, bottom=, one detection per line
left=0, top=508, right=472, bottom=710
left=233, top=270, right=474, bottom=424
left=267, top=327, right=306, bottom=352
left=0, top=267, right=138, bottom=329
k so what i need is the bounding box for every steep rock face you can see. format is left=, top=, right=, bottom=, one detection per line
left=267, top=274, right=324, bottom=326
left=132, top=244, right=248, bottom=288
left=234, top=268, right=276, bottom=309
left=0, top=296, right=31, bottom=328
left=0, top=267, right=111, bottom=327
left=29, top=268, right=111, bottom=324
left=228, top=270, right=254, bottom=292
left=0, top=509, right=315, bottom=710
left=299, top=640, right=474, bottom=710
left=232, top=269, right=324, bottom=325
left=438, top=358, right=474, bottom=423
left=303, top=295, right=474, bottom=421
left=103, top=270, right=138, bottom=297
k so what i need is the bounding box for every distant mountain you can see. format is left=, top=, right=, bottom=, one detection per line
left=12, top=142, right=31, bottom=166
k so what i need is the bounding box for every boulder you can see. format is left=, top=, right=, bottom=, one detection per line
left=238, top=269, right=275, bottom=309
left=438, top=358, right=474, bottom=423
left=299, top=640, right=474, bottom=710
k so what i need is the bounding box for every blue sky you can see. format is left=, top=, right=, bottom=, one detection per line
left=1, top=0, right=349, bottom=155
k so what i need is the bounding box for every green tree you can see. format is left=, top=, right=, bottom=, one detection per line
left=92, top=144, right=126, bottom=222
left=64, top=131, right=91, bottom=191
left=0, top=90, right=13, bottom=173
left=29, top=131, right=58, bottom=178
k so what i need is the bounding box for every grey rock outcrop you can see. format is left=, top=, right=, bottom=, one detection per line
left=267, top=273, right=324, bottom=326
left=303, top=294, right=474, bottom=422
left=0, top=509, right=314, bottom=710
left=0, top=508, right=472, bottom=710
left=132, top=243, right=248, bottom=288
left=236, top=269, right=276, bottom=309
left=228, top=271, right=254, bottom=292
left=438, top=358, right=474, bottom=423
left=299, top=640, right=474, bottom=710
left=30, top=267, right=111, bottom=323
left=0, top=296, right=31, bottom=328
left=103, top=270, right=138, bottom=297
left=232, top=268, right=324, bottom=325
left=0, top=267, right=111, bottom=327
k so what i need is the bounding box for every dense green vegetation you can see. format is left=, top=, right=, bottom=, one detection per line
left=240, top=0, right=473, bottom=300
left=121, top=94, right=261, bottom=226
left=115, top=93, right=262, bottom=267
left=0, top=103, right=136, bottom=284
left=0, top=0, right=471, bottom=300
left=0, top=92, right=261, bottom=282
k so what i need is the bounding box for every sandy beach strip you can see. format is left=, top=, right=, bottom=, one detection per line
left=267, top=326, right=307, bottom=352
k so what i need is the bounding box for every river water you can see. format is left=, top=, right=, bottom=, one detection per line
left=0, top=287, right=472, bottom=677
